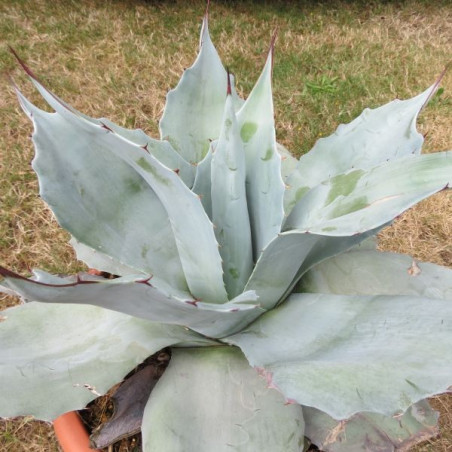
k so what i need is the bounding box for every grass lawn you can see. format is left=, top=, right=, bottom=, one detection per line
left=0, top=0, right=451, bottom=450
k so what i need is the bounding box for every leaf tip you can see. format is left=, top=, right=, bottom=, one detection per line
left=422, top=64, right=449, bottom=110
left=8, top=46, right=40, bottom=82
left=268, top=28, right=278, bottom=71
left=226, top=67, right=232, bottom=96
left=0, top=266, right=19, bottom=280
left=200, top=0, right=211, bottom=49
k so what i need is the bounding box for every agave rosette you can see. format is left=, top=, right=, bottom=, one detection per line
left=1, top=9, right=452, bottom=452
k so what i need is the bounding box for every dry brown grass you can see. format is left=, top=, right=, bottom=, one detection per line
left=0, top=417, right=59, bottom=452
left=379, top=193, right=452, bottom=268
left=0, top=0, right=451, bottom=450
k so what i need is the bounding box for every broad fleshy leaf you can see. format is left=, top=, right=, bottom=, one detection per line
left=44, top=93, right=196, bottom=187
left=106, top=137, right=229, bottom=303
left=284, top=85, right=437, bottom=213
left=236, top=45, right=285, bottom=257
left=159, top=13, right=227, bottom=163
left=15, top=87, right=189, bottom=293
left=192, top=143, right=214, bottom=218
left=9, top=50, right=196, bottom=186
left=0, top=302, right=212, bottom=421
left=142, top=347, right=305, bottom=452
left=245, top=226, right=382, bottom=309
left=69, top=237, right=141, bottom=277
left=93, top=119, right=195, bottom=188
left=284, top=152, right=451, bottom=235
left=303, top=400, right=439, bottom=452
left=227, top=292, right=452, bottom=419
left=349, top=235, right=378, bottom=251
left=298, top=249, right=452, bottom=300
left=0, top=268, right=261, bottom=338
left=20, top=81, right=229, bottom=304
left=3, top=12, right=451, bottom=452
left=211, top=93, right=253, bottom=298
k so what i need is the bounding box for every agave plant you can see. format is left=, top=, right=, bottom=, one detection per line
left=1, top=7, right=451, bottom=452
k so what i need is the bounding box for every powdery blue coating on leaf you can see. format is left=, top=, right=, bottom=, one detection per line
left=284, top=152, right=451, bottom=235
left=0, top=302, right=211, bottom=421
left=298, top=249, right=452, bottom=300
left=284, top=85, right=436, bottom=213
left=97, top=119, right=195, bottom=188
left=19, top=82, right=229, bottom=304
left=111, top=138, right=229, bottom=304
left=3, top=14, right=451, bottom=452
left=211, top=95, right=253, bottom=298
left=245, top=226, right=383, bottom=310
left=24, top=79, right=195, bottom=187
left=236, top=49, right=285, bottom=259
left=69, top=237, right=143, bottom=278
left=0, top=270, right=262, bottom=338
left=192, top=143, right=214, bottom=219
left=142, top=347, right=305, bottom=452
left=303, top=400, right=439, bottom=452
left=70, top=103, right=194, bottom=186
left=159, top=14, right=227, bottom=163
left=15, top=88, right=189, bottom=293
left=244, top=231, right=320, bottom=309
left=227, top=292, right=452, bottom=420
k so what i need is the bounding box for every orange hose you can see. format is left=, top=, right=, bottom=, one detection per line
left=53, top=411, right=101, bottom=452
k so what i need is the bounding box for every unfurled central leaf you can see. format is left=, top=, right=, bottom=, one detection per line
left=236, top=46, right=285, bottom=258
left=159, top=15, right=227, bottom=163
left=211, top=91, right=253, bottom=298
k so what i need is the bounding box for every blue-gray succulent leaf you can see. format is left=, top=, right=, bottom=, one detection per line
left=227, top=292, right=452, bottom=420
left=298, top=248, right=452, bottom=300
left=0, top=302, right=213, bottom=421
left=284, top=84, right=439, bottom=213
left=142, top=347, right=305, bottom=452
left=0, top=268, right=261, bottom=338
left=303, top=400, right=439, bottom=452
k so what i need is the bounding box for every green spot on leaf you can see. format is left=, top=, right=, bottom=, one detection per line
left=295, top=186, right=310, bottom=202
left=321, top=226, right=337, bottom=232
left=136, top=157, right=170, bottom=186
left=141, top=245, right=149, bottom=259
left=240, top=122, right=258, bottom=143
left=332, top=196, right=368, bottom=218
left=261, top=148, right=273, bottom=161
left=228, top=268, right=240, bottom=279
left=166, top=136, right=180, bottom=152
left=326, top=169, right=365, bottom=206
left=125, top=178, right=142, bottom=194
left=200, top=141, right=210, bottom=160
